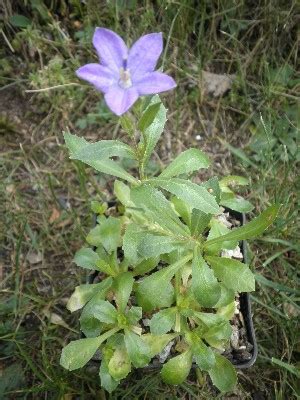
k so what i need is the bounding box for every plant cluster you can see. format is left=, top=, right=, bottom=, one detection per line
left=60, top=28, right=278, bottom=393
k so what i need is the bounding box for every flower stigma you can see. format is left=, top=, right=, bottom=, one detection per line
left=119, top=58, right=132, bottom=89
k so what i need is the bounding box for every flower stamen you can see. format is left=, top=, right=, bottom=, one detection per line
left=119, top=67, right=132, bottom=89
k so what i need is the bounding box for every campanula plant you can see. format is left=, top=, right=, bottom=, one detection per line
left=60, top=28, right=279, bottom=393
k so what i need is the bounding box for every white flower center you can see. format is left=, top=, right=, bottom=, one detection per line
left=119, top=67, right=132, bottom=89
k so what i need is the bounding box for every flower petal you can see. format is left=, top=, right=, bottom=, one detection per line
left=128, top=33, right=163, bottom=80
left=135, top=72, right=176, bottom=95
left=93, top=28, right=128, bottom=73
left=104, top=85, right=139, bottom=116
left=76, top=63, right=116, bottom=93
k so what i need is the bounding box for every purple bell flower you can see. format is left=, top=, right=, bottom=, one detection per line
left=76, top=28, right=176, bottom=116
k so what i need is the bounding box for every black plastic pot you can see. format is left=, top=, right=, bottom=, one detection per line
left=86, top=209, right=257, bottom=369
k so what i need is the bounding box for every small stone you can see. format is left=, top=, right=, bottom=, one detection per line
left=159, top=341, right=174, bottom=363
left=230, top=326, right=240, bottom=350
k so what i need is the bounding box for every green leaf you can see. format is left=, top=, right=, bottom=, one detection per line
left=9, top=14, right=31, bottom=27
left=87, top=217, right=121, bottom=254
left=135, top=255, right=191, bottom=311
left=64, top=132, right=88, bottom=156
left=60, top=337, right=103, bottom=370
left=142, top=334, right=177, bottom=358
left=67, top=279, right=113, bottom=312
left=113, top=272, right=134, bottom=313
left=80, top=279, right=114, bottom=336
left=126, top=307, right=142, bottom=325
left=64, top=133, right=136, bottom=183
left=203, top=321, right=232, bottom=350
left=60, top=329, right=118, bottom=371
left=172, top=196, right=192, bottom=226
left=132, top=257, right=159, bottom=276
left=205, top=218, right=238, bottom=255
left=161, top=350, right=192, bottom=384
left=191, top=210, right=211, bottom=236
left=73, top=248, right=99, bottom=270
left=149, top=178, right=219, bottom=214
left=92, top=300, right=118, bottom=324
left=214, top=285, right=235, bottom=308
left=208, top=353, right=237, bottom=393
left=124, top=331, right=150, bottom=368
left=205, top=205, right=280, bottom=248
left=123, top=223, right=184, bottom=264
left=99, top=359, right=119, bottom=393
left=159, top=149, right=210, bottom=178
left=220, top=193, right=254, bottom=213
left=271, top=358, right=300, bottom=378
left=191, top=250, right=221, bottom=307
left=120, top=114, right=135, bottom=137
left=191, top=312, right=226, bottom=328
left=139, top=97, right=167, bottom=166
left=138, top=102, right=162, bottom=132
left=114, top=180, right=133, bottom=207
left=149, top=308, right=176, bottom=335
left=220, top=175, right=249, bottom=189
left=201, top=176, right=221, bottom=203
left=72, top=140, right=135, bottom=161
left=131, top=185, right=189, bottom=237
left=206, top=256, right=255, bottom=292
left=186, top=333, right=215, bottom=371
left=108, top=346, right=131, bottom=380
left=217, top=301, right=236, bottom=320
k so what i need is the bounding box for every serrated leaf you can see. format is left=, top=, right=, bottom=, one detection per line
left=142, top=333, right=177, bottom=358
left=161, top=350, right=192, bottom=384
left=67, top=278, right=113, bottom=312
left=131, top=185, right=189, bottom=237
left=73, top=248, right=99, bottom=270
left=124, top=331, right=150, bottom=368
left=92, top=300, right=118, bottom=324
left=108, top=345, right=131, bottom=380
left=149, top=308, right=176, bottom=335
left=87, top=217, right=121, bottom=254
left=72, top=140, right=135, bottom=161
left=123, top=223, right=184, bottom=264
left=126, top=306, right=142, bottom=325
left=206, top=256, right=255, bottom=292
left=135, top=255, right=191, bottom=311
left=64, top=132, right=136, bottom=183
left=139, top=96, right=167, bottom=166
left=113, top=272, right=134, bottom=313
left=208, top=353, right=237, bottom=393
left=149, top=178, right=219, bottom=214
left=205, top=205, right=280, bottom=248
left=64, top=132, right=88, bottom=156
left=191, top=250, right=221, bottom=307
left=159, top=149, right=210, bottom=178
left=186, top=333, right=215, bottom=371
left=191, top=210, right=211, bottom=236
left=60, top=330, right=116, bottom=371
